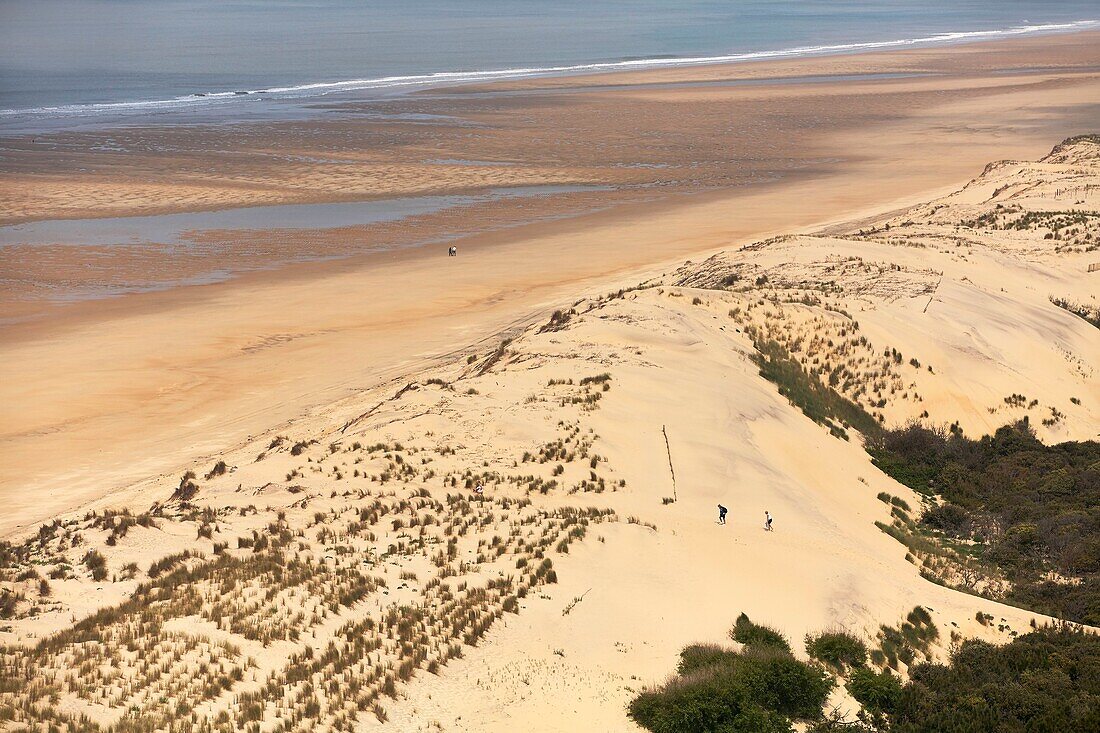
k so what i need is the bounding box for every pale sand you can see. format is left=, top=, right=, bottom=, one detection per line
left=1, top=131, right=1097, bottom=730
left=2, top=30, right=1100, bottom=536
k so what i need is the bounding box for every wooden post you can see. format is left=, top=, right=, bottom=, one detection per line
left=923, top=275, right=942, bottom=314
left=662, top=425, right=677, bottom=502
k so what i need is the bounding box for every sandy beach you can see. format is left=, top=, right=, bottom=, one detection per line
left=2, top=31, right=1099, bottom=536
left=1, top=26, right=1099, bottom=733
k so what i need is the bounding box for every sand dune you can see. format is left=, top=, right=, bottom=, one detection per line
left=2, top=136, right=1096, bottom=730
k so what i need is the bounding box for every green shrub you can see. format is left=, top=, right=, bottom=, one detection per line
left=677, top=643, right=739, bottom=675
left=919, top=503, right=970, bottom=537
left=1005, top=576, right=1100, bottom=627
left=869, top=420, right=1100, bottom=625
left=735, top=648, right=834, bottom=719
left=890, top=625, right=1100, bottom=732
left=847, top=667, right=902, bottom=714
left=805, top=630, right=868, bottom=672
left=629, top=646, right=832, bottom=733
left=905, top=606, right=933, bottom=629
left=889, top=496, right=911, bottom=512
left=730, top=613, right=792, bottom=653
left=631, top=615, right=835, bottom=733
left=629, top=669, right=793, bottom=733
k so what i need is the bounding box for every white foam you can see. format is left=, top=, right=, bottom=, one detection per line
left=2, top=19, right=1096, bottom=119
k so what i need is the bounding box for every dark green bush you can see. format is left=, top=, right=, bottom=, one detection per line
left=846, top=667, right=902, bottom=714
left=869, top=420, right=1100, bottom=624
left=919, top=503, right=971, bottom=537
left=730, top=613, right=792, bottom=653
left=889, top=625, right=1100, bottom=733
left=805, top=630, right=868, bottom=672
left=734, top=648, right=834, bottom=719
left=630, top=651, right=833, bottom=732
left=630, top=618, right=833, bottom=733
left=678, top=643, right=740, bottom=675
left=630, top=672, right=793, bottom=733
left=1005, top=576, right=1100, bottom=627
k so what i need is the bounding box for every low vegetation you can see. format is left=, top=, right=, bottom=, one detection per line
left=750, top=337, right=882, bottom=441
left=729, top=612, right=792, bottom=653
left=869, top=606, right=938, bottom=672
left=870, top=420, right=1100, bottom=625
left=630, top=615, right=832, bottom=733
left=1050, top=295, right=1100, bottom=329
left=846, top=666, right=902, bottom=726
left=634, top=612, right=1098, bottom=733
left=878, top=625, right=1100, bottom=732
left=805, top=629, right=867, bottom=672
left=0, top=499, right=615, bottom=730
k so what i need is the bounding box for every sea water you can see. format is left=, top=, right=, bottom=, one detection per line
left=0, top=0, right=1096, bottom=132
left=0, top=186, right=608, bottom=248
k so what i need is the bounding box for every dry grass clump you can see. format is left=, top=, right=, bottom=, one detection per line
left=82, top=549, right=108, bottom=582
left=538, top=308, right=577, bottom=334
left=205, top=460, right=229, bottom=479
left=1049, top=296, right=1100, bottom=329
left=171, top=471, right=200, bottom=503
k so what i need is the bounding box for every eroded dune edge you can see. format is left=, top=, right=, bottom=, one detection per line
left=2, top=137, right=1099, bottom=732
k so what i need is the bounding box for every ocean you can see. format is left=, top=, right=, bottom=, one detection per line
left=0, top=0, right=1096, bottom=132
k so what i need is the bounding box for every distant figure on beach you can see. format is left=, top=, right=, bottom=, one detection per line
left=717, top=504, right=728, bottom=525
left=448, top=245, right=458, bottom=257
left=764, top=511, right=774, bottom=532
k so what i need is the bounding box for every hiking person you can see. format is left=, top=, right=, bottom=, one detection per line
left=764, top=510, right=773, bottom=531
left=717, top=504, right=728, bottom=525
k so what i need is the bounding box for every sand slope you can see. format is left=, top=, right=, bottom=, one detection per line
left=1, top=138, right=1098, bottom=731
